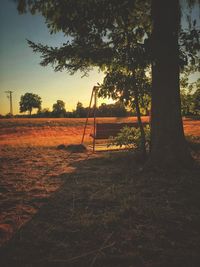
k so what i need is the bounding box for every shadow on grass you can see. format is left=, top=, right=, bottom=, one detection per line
left=187, top=136, right=200, bottom=153
left=0, top=150, right=200, bottom=267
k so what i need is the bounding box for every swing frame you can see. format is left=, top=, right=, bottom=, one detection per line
left=81, top=86, right=146, bottom=152
left=81, top=86, right=99, bottom=152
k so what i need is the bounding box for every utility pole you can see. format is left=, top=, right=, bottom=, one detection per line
left=5, top=91, right=13, bottom=115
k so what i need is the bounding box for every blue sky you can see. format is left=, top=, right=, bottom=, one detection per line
left=0, top=0, right=199, bottom=115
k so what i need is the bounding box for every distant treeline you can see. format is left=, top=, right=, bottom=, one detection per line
left=1, top=101, right=138, bottom=119
left=37, top=101, right=133, bottom=118
left=1, top=87, right=199, bottom=119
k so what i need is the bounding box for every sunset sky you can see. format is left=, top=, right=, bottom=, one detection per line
left=0, top=0, right=199, bottom=115
left=0, top=0, right=106, bottom=115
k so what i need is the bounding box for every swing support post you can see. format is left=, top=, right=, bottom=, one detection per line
left=81, top=88, right=94, bottom=144
left=81, top=86, right=99, bottom=152
left=92, top=87, right=98, bottom=152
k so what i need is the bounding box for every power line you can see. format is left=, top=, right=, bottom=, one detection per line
left=5, top=91, right=14, bottom=115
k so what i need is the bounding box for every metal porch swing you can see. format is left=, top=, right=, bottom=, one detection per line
left=81, top=86, right=144, bottom=152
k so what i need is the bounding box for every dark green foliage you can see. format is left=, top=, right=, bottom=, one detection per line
left=14, top=0, right=199, bottom=78
left=99, top=69, right=151, bottom=114
left=73, top=101, right=128, bottom=118
left=108, top=125, right=150, bottom=150
left=74, top=101, right=87, bottom=118
left=19, top=92, right=42, bottom=115
left=37, top=108, right=51, bottom=118
left=97, top=102, right=128, bottom=117
left=52, top=100, right=66, bottom=117
left=179, top=22, right=200, bottom=71
left=181, top=78, right=200, bottom=115
left=15, top=0, right=151, bottom=79
left=193, top=84, right=200, bottom=115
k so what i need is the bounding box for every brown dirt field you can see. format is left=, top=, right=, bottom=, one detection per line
left=0, top=117, right=199, bottom=252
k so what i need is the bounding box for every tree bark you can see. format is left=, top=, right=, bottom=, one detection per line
left=148, top=0, right=193, bottom=168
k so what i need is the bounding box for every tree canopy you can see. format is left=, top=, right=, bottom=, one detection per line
left=15, top=0, right=199, bottom=75
left=15, top=0, right=200, bottom=167
left=52, top=100, right=66, bottom=117
left=19, top=92, right=42, bottom=115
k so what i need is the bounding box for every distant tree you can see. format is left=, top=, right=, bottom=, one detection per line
left=52, top=100, right=66, bottom=117
left=5, top=113, right=13, bottom=118
left=190, top=79, right=200, bottom=115
left=181, top=89, right=193, bottom=115
left=97, top=102, right=128, bottom=117
left=38, top=108, right=51, bottom=118
left=65, top=111, right=74, bottom=118
left=97, top=103, right=111, bottom=117
left=75, top=102, right=87, bottom=118
left=19, top=93, right=42, bottom=115
left=111, top=102, right=128, bottom=117
left=193, top=88, right=200, bottom=115
left=180, top=78, right=200, bottom=116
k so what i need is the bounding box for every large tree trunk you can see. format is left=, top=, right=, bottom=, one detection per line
left=148, top=0, right=193, bottom=168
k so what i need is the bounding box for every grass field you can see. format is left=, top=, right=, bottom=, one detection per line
left=0, top=117, right=200, bottom=266
left=0, top=117, right=199, bottom=147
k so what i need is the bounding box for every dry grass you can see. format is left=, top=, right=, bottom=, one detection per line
left=1, top=151, right=200, bottom=267
left=0, top=117, right=200, bottom=266
left=0, top=117, right=147, bottom=147
left=0, top=117, right=199, bottom=147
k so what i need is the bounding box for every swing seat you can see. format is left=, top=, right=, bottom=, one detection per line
left=90, top=122, right=147, bottom=140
